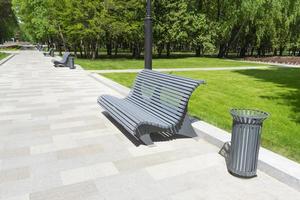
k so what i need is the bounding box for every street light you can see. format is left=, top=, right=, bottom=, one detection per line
left=144, top=0, right=152, bottom=70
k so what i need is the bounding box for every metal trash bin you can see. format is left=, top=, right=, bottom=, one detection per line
left=68, top=57, right=75, bottom=69
left=228, top=109, right=269, bottom=177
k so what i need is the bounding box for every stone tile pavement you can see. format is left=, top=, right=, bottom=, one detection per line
left=0, top=51, right=299, bottom=200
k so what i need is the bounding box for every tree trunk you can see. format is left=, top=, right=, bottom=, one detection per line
left=166, top=43, right=171, bottom=57
left=279, top=47, right=284, bottom=56
left=132, top=42, right=139, bottom=58
left=106, top=40, right=112, bottom=56
left=218, top=43, right=226, bottom=58
left=92, top=42, right=97, bottom=60
left=114, top=42, right=118, bottom=55
left=273, top=48, right=277, bottom=56
left=262, top=48, right=266, bottom=56
left=239, top=46, right=247, bottom=57
left=74, top=45, right=77, bottom=57
left=57, top=42, right=62, bottom=56
left=257, top=48, right=261, bottom=57
left=157, top=44, right=163, bottom=57
left=84, top=44, right=88, bottom=58
left=58, top=25, right=66, bottom=51
left=79, top=46, right=83, bottom=58
left=195, top=46, right=201, bottom=57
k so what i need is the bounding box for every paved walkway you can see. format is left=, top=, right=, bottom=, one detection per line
left=0, top=51, right=300, bottom=200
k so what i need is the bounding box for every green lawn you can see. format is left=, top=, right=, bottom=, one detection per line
left=76, top=57, right=269, bottom=70
left=102, top=68, right=300, bottom=162
left=0, top=52, right=8, bottom=61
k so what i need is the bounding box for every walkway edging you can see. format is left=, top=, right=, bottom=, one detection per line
left=89, top=73, right=130, bottom=96
left=90, top=72, right=300, bottom=192
left=0, top=54, right=15, bottom=66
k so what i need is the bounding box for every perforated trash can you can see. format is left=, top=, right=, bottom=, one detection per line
left=68, top=57, right=75, bottom=69
left=228, top=109, right=269, bottom=177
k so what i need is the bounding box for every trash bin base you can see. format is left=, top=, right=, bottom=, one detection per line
left=228, top=169, right=257, bottom=178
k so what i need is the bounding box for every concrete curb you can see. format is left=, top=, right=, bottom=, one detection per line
left=89, top=72, right=300, bottom=192
left=89, top=73, right=130, bottom=96
left=0, top=54, right=15, bottom=66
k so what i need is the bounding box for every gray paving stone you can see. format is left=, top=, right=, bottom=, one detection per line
left=0, top=167, right=30, bottom=183
left=29, top=181, right=99, bottom=200
left=56, top=144, right=103, bottom=160
left=0, top=147, right=30, bottom=159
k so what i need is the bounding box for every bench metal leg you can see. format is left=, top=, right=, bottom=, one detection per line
left=139, top=134, right=154, bottom=145
left=177, top=115, right=198, bottom=138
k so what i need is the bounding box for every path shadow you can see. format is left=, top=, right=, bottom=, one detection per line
left=102, top=111, right=190, bottom=146
left=233, top=68, right=300, bottom=123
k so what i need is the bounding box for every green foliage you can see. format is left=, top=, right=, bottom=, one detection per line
left=11, top=0, right=300, bottom=57
left=0, top=0, right=18, bottom=43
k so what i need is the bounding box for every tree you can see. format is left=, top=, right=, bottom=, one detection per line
left=0, top=0, right=18, bottom=43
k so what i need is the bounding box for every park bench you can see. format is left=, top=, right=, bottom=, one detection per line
left=51, top=52, right=74, bottom=68
left=36, top=44, right=42, bottom=51
left=98, top=69, right=205, bottom=145
left=43, top=48, right=54, bottom=57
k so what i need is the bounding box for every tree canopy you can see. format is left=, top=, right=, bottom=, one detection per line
left=10, top=0, right=300, bottom=58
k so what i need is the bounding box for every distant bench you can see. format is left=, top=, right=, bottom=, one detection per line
left=43, top=48, right=54, bottom=57
left=52, top=52, right=75, bottom=69
left=98, top=69, right=205, bottom=145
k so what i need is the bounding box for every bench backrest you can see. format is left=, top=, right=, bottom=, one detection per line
left=61, top=52, right=71, bottom=63
left=128, top=70, right=204, bottom=125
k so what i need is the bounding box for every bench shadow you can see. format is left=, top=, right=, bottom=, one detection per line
left=102, top=111, right=190, bottom=146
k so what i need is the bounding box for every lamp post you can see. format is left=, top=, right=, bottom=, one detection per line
left=144, top=0, right=152, bottom=70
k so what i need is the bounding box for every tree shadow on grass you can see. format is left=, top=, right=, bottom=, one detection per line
left=233, top=68, right=300, bottom=123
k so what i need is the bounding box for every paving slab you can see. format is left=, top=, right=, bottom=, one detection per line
left=0, top=51, right=299, bottom=200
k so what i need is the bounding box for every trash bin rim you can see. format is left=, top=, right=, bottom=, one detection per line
left=230, top=108, right=269, bottom=120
